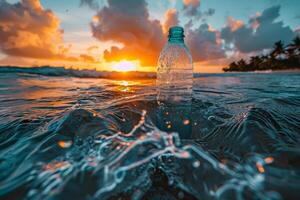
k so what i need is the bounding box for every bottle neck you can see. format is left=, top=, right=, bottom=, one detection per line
left=168, top=26, right=185, bottom=44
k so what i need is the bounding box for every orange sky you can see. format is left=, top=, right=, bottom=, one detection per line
left=0, top=0, right=298, bottom=73
left=0, top=0, right=222, bottom=72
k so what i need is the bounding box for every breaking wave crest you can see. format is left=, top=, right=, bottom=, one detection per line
left=0, top=66, right=156, bottom=79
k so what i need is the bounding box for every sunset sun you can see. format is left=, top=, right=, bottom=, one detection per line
left=112, top=61, right=138, bottom=72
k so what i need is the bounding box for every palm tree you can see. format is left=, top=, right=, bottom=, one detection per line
left=249, top=56, right=262, bottom=67
left=271, top=40, right=285, bottom=58
left=286, top=36, right=300, bottom=68
left=288, top=36, right=300, bottom=56
left=290, top=37, right=300, bottom=50
left=224, top=61, right=238, bottom=71
left=223, top=37, right=300, bottom=72
left=286, top=48, right=295, bottom=59
left=257, top=55, right=269, bottom=70
left=270, top=40, right=287, bottom=69
left=237, top=59, right=248, bottom=71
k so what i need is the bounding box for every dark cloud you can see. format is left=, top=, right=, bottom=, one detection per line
left=182, top=0, right=200, bottom=17
left=80, top=0, right=99, bottom=10
left=182, top=0, right=215, bottom=19
left=186, top=23, right=226, bottom=61
left=91, top=0, right=165, bottom=66
left=221, top=5, right=296, bottom=53
left=204, top=8, right=215, bottom=16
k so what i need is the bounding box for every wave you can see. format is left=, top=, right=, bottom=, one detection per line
left=0, top=66, right=222, bottom=79
left=1, top=70, right=299, bottom=199
left=0, top=108, right=289, bottom=200
left=0, top=66, right=156, bottom=79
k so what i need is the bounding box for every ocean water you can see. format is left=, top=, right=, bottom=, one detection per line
left=0, top=71, right=299, bottom=200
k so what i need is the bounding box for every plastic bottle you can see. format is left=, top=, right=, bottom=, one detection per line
left=155, top=26, right=193, bottom=139
left=157, top=26, right=193, bottom=103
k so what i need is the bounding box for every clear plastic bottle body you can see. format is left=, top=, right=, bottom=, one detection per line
left=155, top=26, right=193, bottom=139
left=157, top=27, right=193, bottom=103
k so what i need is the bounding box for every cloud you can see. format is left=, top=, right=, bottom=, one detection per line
left=0, top=0, right=97, bottom=63
left=0, top=0, right=76, bottom=61
left=80, top=54, right=96, bottom=62
left=221, top=5, right=296, bottom=53
left=163, top=8, right=179, bottom=33
left=90, top=0, right=225, bottom=66
left=87, top=45, right=99, bottom=53
left=80, top=0, right=99, bottom=10
left=182, top=0, right=200, bottom=16
left=91, top=0, right=165, bottom=66
left=204, top=8, right=215, bottom=16
left=186, top=23, right=226, bottom=61
left=182, top=0, right=214, bottom=19
left=226, top=17, right=244, bottom=31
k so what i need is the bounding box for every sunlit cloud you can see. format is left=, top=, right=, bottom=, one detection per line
left=91, top=0, right=165, bottom=66
left=87, top=45, right=99, bottom=53
left=163, top=8, right=179, bottom=33
left=0, top=0, right=96, bottom=64
left=226, top=17, right=244, bottom=31
left=0, top=0, right=71, bottom=60
left=89, top=0, right=225, bottom=68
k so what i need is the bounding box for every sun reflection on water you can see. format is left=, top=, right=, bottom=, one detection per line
left=113, top=80, right=141, bottom=93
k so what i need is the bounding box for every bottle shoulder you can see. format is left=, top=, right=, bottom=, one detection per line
left=158, top=43, right=193, bottom=70
left=159, top=43, right=192, bottom=59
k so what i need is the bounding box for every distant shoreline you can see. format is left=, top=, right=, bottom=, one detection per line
left=1, top=66, right=299, bottom=81
left=225, top=68, right=300, bottom=73
left=223, top=37, right=300, bottom=72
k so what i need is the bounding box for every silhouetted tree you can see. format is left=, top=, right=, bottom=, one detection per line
left=271, top=40, right=285, bottom=58
left=289, top=36, right=300, bottom=52
left=248, top=56, right=262, bottom=70
left=223, top=36, right=300, bottom=72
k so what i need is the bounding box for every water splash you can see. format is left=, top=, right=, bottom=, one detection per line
left=14, top=109, right=280, bottom=200
left=0, top=72, right=299, bottom=200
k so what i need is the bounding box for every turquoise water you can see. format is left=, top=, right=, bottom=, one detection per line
left=0, top=71, right=299, bottom=199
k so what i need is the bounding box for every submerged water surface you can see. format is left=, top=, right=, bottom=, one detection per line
left=0, top=72, right=299, bottom=200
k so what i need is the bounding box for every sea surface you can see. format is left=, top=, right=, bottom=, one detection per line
left=0, top=70, right=299, bottom=200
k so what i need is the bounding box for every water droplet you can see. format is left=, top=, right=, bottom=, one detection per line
left=264, top=156, right=274, bottom=164
left=178, top=191, right=185, bottom=199
left=183, top=119, right=190, bottom=125
left=58, top=140, right=72, bottom=148
left=193, top=161, right=200, bottom=168
left=256, top=162, right=265, bottom=173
